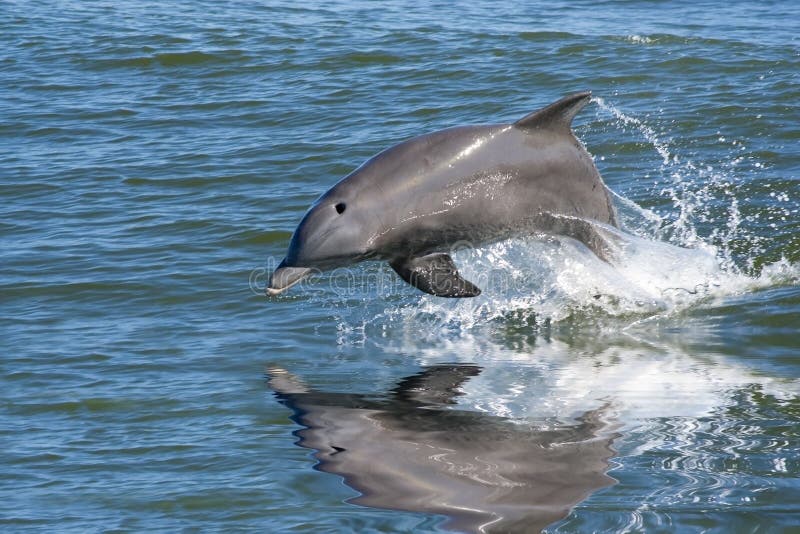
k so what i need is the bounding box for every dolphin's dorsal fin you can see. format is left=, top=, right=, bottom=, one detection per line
left=389, top=253, right=481, bottom=298
left=514, top=91, right=592, bottom=132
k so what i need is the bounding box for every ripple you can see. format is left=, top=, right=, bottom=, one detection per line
left=79, top=49, right=251, bottom=70
left=3, top=0, right=800, bottom=532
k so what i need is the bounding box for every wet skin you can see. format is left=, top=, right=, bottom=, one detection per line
left=268, top=91, right=618, bottom=297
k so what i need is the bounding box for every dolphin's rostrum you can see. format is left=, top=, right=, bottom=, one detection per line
left=268, top=91, right=617, bottom=297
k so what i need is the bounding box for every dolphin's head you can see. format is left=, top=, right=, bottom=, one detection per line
left=267, top=185, right=378, bottom=296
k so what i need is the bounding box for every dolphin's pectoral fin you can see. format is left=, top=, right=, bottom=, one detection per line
left=390, top=254, right=481, bottom=298
left=393, top=365, right=482, bottom=406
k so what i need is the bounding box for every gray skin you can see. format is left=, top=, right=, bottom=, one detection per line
left=268, top=365, right=617, bottom=533
left=268, top=91, right=617, bottom=297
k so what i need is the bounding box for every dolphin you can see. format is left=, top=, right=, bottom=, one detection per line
left=267, top=365, right=617, bottom=533
left=268, top=91, right=617, bottom=297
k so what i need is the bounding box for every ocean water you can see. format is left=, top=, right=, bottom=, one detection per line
left=2, top=1, right=799, bottom=532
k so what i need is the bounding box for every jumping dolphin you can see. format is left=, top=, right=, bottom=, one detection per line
left=267, top=365, right=617, bottom=533
left=268, top=91, right=616, bottom=297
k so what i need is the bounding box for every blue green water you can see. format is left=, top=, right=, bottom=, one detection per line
left=2, top=1, right=799, bottom=532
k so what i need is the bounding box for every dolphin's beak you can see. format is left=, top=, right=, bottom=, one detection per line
left=266, top=260, right=313, bottom=296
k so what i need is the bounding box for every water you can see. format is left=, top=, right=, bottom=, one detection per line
left=2, top=1, right=799, bottom=531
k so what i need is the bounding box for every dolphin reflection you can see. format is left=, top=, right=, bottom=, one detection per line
left=268, top=365, right=618, bottom=533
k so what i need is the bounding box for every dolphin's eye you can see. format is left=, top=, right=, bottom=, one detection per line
left=335, top=202, right=346, bottom=214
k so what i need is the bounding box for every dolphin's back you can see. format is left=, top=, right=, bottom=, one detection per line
left=360, top=94, right=616, bottom=258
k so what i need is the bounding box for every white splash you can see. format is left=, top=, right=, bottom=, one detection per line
left=406, top=334, right=800, bottom=423
left=625, top=35, right=654, bottom=45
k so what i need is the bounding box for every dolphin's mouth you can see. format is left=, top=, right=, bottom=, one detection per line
left=266, top=260, right=313, bottom=296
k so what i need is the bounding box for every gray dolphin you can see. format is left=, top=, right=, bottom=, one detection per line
left=268, top=91, right=617, bottom=297
left=268, top=365, right=617, bottom=533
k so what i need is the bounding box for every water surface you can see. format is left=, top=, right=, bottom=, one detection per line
left=2, top=1, right=799, bottom=532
